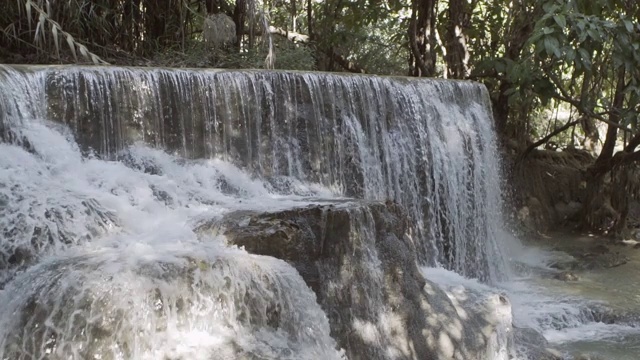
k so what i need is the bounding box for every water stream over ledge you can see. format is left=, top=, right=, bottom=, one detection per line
left=0, top=65, right=638, bottom=359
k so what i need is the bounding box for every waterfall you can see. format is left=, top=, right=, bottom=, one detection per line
left=0, top=65, right=514, bottom=359
left=1, top=65, right=509, bottom=282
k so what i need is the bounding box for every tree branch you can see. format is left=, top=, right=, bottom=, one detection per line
left=625, top=132, right=640, bottom=153
left=268, top=26, right=309, bottom=42
left=408, top=1, right=430, bottom=77
left=546, top=71, right=633, bottom=133
left=330, top=52, right=366, bottom=73
left=518, top=118, right=580, bottom=161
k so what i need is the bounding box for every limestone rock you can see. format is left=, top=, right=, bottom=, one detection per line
left=513, top=327, right=567, bottom=360
left=549, top=246, right=628, bottom=271
left=198, top=200, right=514, bottom=360
left=574, top=251, right=628, bottom=270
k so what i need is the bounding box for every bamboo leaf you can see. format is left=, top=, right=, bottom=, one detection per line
left=51, top=23, right=59, bottom=57
left=4, top=23, right=16, bottom=38
left=79, top=44, right=89, bottom=59
left=25, top=0, right=32, bottom=29
left=66, top=33, right=77, bottom=60
left=34, top=13, right=45, bottom=42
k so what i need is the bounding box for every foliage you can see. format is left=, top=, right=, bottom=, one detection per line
left=2, top=0, right=640, bottom=231
left=3, top=0, right=639, bottom=150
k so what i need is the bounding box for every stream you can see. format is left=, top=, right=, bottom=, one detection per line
left=516, top=234, right=640, bottom=359
left=428, top=232, right=640, bottom=359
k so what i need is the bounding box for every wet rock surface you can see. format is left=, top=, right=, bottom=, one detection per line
left=548, top=243, right=629, bottom=271
left=0, top=250, right=341, bottom=360
left=197, top=200, right=514, bottom=360
left=574, top=251, right=629, bottom=269
left=513, top=327, right=566, bottom=360
left=552, top=271, right=579, bottom=281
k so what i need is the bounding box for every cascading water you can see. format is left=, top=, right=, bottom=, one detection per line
left=0, top=64, right=518, bottom=359
left=4, top=65, right=509, bottom=281
left=0, top=67, right=346, bottom=359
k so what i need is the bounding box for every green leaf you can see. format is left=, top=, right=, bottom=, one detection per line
left=624, top=20, right=634, bottom=33
left=544, top=36, right=560, bottom=58
left=542, top=2, right=558, bottom=13
left=578, top=48, right=590, bottom=60
left=528, top=31, right=543, bottom=45
left=553, top=14, right=566, bottom=28
left=504, top=87, right=518, bottom=96
left=543, top=27, right=555, bottom=35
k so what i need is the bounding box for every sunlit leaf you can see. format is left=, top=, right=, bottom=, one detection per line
left=78, top=44, right=89, bottom=59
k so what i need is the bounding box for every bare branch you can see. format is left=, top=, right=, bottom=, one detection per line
left=518, top=118, right=580, bottom=161
left=268, top=26, right=308, bottom=43
left=546, top=72, right=633, bottom=133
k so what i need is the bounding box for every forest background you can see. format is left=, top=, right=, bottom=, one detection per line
left=2, top=0, right=640, bottom=237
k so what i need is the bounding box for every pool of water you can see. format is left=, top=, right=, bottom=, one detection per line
left=511, top=233, right=640, bottom=359
left=424, top=232, right=640, bottom=359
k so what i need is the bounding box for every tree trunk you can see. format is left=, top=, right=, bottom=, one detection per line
left=206, top=0, right=221, bottom=14
left=307, top=0, right=313, bottom=41
left=444, top=0, right=472, bottom=79
left=582, top=67, right=627, bottom=233
left=493, top=0, right=539, bottom=136
left=233, top=0, right=246, bottom=49
left=578, top=72, right=600, bottom=152
left=408, top=0, right=437, bottom=77
left=291, top=0, right=297, bottom=33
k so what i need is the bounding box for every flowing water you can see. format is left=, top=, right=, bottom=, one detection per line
left=507, top=236, right=640, bottom=359
left=0, top=65, right=637, bottom=359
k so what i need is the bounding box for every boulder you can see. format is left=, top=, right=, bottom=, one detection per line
left=513, top=327, right=565, bottom=360
left=548, top=246, right=628, bottom=271
left=197, top=200, right=515, bottom=360
left=574, top=251, right=628, bottom=270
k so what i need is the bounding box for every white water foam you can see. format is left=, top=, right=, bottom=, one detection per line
left=423, top=242, right=640, bottom=359
left=0, top=118, right=343, bottom=359
left=3, top=65, right=511, bottom=282
left=4, top=65, right=639, bottom=359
